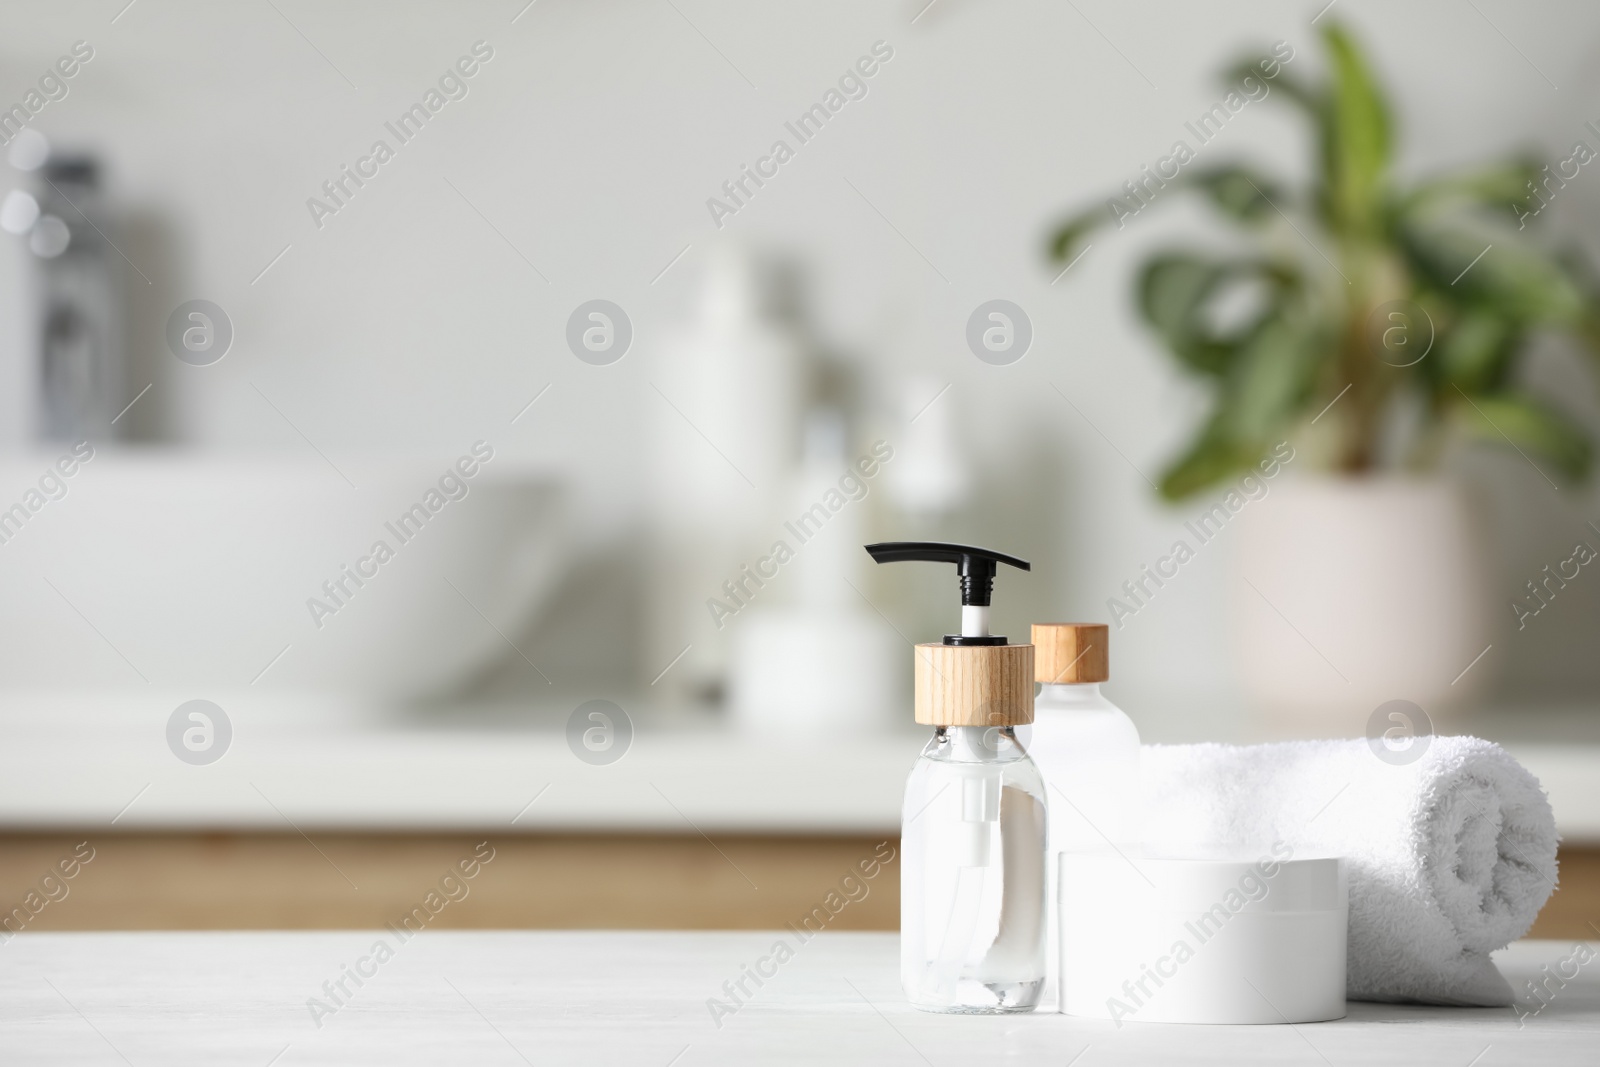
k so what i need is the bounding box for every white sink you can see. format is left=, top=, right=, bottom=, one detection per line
left=0, top=449, right=565, bottom=698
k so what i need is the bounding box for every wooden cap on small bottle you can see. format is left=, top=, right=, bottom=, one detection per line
left=913, top=643, right=1034, bottom=726
left=1032, top=623, right=1109, bottom=684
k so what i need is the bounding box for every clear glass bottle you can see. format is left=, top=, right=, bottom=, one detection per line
left=901, top=724, right=1048, bottom=1013
left=864, top=541, right=1045, bottom=1013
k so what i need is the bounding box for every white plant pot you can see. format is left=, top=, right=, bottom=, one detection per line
left=1232, top=476, right=1492, bottom=733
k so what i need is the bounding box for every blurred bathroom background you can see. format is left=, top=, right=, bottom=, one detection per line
left=2, top=0, right=1599, bottom=935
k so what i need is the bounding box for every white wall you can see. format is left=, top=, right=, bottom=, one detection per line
left=2, top=0, right=1598, bottom=707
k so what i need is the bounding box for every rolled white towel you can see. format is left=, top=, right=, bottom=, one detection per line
left=1141, top=736, right=1558, bottom=1005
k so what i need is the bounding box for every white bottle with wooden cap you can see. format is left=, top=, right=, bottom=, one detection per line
left=866, top=542, right=1048, bottom=1014
left=1027, top=622, right=1141, bottom=1012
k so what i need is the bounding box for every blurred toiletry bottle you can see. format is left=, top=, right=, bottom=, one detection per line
left=647, top=242, right=802, bottom=706
left=35, top=153, right=123, bottom=441
left=884, top=375, right=970, bottom=521
left=0, top=137, right=38, bottom=443
left=0, top=133, right=124, bottom=443
left=1025, top=623, right=1140, bottom=1013
left=727, top=407, right=901, bottom=734
left=867, top=542, right=1046, bottom=1014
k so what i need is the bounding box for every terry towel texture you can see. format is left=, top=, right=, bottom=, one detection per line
left=1141, top=736, right=1558, bottom=1005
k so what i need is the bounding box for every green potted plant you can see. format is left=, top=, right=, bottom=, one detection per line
left=1047, top=23, right=1600, bottom=726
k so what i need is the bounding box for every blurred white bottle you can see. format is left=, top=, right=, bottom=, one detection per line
left=728, top=407, right=901, bottom=734
left=647, top=242, right=803, bottom=705
left=884, top=375, right=970, bottom=520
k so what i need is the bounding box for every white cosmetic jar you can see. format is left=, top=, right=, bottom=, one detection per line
left=1058, top=848, right=1346, bottom=1024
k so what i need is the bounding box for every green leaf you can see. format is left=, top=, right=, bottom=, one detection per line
left=1158, top=427, right=1247, bottom=500
left=1190, top=166, right=1284, bottom=224
left=1220, top=58, right=1320, bottom=115
left=1154, top=313, right=1320, bottom=500
left=1545, top=247, right=1600, bottom=368
left=1138, top=256, right=1231, bottom=367
left=1397, top=158, right=1540, bottom=220
left=1137, top=254, right=1299, bottom=377
left=1228, top=315, right=1321, bottom=440
left=1433, top=311, right=1516, bottom=392
left=1048, top=165, right=1293, bottom=265
left=1320, top=22, right=1392, bottom=232
left=1399, top=209, right=1585, bottom=324
left=1048, top=205, right=1113, bottom=263
left=1456, top=392, right=1592, bottom=482
left=1137, top=255, right=1243, bottom=376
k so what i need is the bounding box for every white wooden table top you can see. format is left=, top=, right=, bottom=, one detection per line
left=0, top=932, right=1593, bottom=1065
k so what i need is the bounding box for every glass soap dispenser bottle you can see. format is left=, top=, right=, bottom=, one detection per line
left=865, top=542, right=1048, bottom=1013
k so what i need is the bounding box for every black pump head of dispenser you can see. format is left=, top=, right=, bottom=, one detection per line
left=864, top=541, right=1030, bottom=646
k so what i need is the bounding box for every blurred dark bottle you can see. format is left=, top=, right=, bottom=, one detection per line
left=33, top=156, right=124, bottom=441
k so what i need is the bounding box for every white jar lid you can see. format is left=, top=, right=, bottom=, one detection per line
left=1059, top=848, right=1347, bottom=1025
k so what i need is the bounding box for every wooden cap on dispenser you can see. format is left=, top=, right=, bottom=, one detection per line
left=913, top=643, right=1034, bottom=726
left=1032, top=623, right=1109, bottom=684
